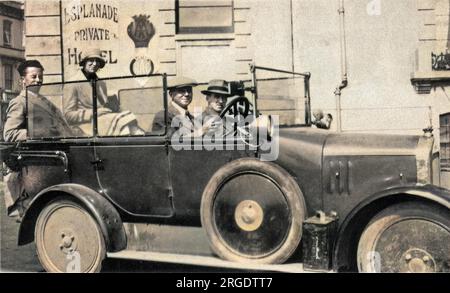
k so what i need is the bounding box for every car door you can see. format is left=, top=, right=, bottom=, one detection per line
left=169, top=97, right=258, bottom=221
left=92, top=75, right=172, bottom=217
left=169, top=137, right=253, bottom=222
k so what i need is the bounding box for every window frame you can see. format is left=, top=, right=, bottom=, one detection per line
left=3, top=63, right=13, bottom=90
left=176, top=0, right=234, bottom=34
left=3, top=19, right=12, bottom=47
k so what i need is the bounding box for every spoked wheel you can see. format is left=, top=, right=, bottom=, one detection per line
left=201, top=158, right=305, bottom=264
left=357, top=201, right=450, bottom=272
left=35, top=198, right=106, bottom=273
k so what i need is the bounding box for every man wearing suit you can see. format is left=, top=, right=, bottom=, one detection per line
left=3, top=60, right=72, bottom=218
left=4, top=61, right=73, bottom=141
left=151, top=76, right=198, bottom=135
left=200, top=79, right=232, bottom=136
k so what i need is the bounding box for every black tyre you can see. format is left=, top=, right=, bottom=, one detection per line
left=357, top=201, right=450, bottom=272
left=201, top=158, right=306, bottom=264
left=35, top=198, right=106, bottom=273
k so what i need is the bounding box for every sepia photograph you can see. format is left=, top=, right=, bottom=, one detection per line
left=0, top=0, right=449, bottom=274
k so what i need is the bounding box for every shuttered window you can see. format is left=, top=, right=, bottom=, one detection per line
left=441, top=113, right=450, bottom=171
left=176, top=0, right=234, bottom=34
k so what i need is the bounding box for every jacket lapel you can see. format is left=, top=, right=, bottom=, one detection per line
left=26, top=91, right=68, bottom=126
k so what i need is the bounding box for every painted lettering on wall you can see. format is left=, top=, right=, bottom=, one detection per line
left=74, top=28, right=111, bottom=41
left=63, top=3, right=119, bottom=24
left=67, top=48, right=117, bottom=65
left=62, top=1, right=121, bottom=80
left=64, top=2, right=119, bottom=42
left=62, top=0, right=161, bottom=80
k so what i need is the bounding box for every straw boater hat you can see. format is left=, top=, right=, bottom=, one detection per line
left=201, top=79, right=231, bottom=96
left=167, top=76, right=198, bottom=90
left=79, top=48, right=106, bottom=68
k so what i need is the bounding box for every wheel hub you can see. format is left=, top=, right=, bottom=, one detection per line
left=62, top=236, right=72, bottom=248
left=234, top=200, right=264, bottom=232
left=401, top=248, right=436, bottom=273
left=59, top=230, right=77, bottom=254
left=211, top=173, right=295, bottom=258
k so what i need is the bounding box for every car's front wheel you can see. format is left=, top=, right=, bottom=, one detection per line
left=35, top=198, right=106, bottom=273
left=357, top=201, right=450, bottom=272
left=201, top=158, right=306, bottom=264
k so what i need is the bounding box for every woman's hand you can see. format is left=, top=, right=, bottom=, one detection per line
left=97, top=107, right=112, bottom=116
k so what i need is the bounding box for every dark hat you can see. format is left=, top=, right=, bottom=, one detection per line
left=17, top=60, right=44, bottom=76
left=201, top=79, right=231, bottom=96
left=167, top=76, right=198, bottom=90
left=79, top=48, right=106, bottom=68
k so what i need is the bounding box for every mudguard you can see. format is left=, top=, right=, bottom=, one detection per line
left=18, top=183, right=127, bottom=252
left=333, top=184, right=450, bottom=271
left=365, top=184, right=450, bottom=208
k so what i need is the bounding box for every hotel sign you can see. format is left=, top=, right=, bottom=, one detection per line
left=61, top=0, right=160, bottom=81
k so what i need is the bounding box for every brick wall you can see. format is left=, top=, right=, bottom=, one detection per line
left=24, top=0, right=63, bottom=83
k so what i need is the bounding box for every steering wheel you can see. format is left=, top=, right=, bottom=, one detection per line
left=219, top=96, right=251, bottom=119
left=217, top=96, right=255, bottom=142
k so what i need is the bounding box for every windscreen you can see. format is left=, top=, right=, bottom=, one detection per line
left=101, top=75, right=164, bottom=137
left=26, top=75, right=165, bottom=139
left=254, top=67, right=310, bottom=126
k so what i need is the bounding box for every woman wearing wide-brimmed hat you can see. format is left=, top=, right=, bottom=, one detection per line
left=63, top=48, right=144, bottom=136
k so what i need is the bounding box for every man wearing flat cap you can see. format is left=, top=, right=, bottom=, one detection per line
left=63, top=48, right=143, bottom=136
left=151, top=76, right=198, bottom=135
left=3, top=59, right=73, bottom=218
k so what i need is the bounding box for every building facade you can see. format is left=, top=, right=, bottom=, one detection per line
left=0, top=1, right=25, bottom=136
left=17, top=0, right=450, bottom=186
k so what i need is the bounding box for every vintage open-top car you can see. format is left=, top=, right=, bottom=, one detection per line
left=0, top=65, right=449, bottom=273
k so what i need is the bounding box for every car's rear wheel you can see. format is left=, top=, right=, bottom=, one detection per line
left=35, top=198, right=106, bottom=273
left=201, top=158, right=305, bottom=264
left=357, top=201, right=450, bottom=272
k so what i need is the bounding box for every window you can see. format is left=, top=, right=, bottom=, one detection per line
left=27, top=76, right=165, bottom=140
left=441, top=113, right=450, bottom=171
left=3, top=20, right=12, bottom=46
left=4, top=64, right=13, bottom=90
left=176, top=0, right=234, bottom=34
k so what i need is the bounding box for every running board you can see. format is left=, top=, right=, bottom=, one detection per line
left=107, top=250, right=329, bottom=273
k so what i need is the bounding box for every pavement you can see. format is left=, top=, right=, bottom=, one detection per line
left=0, top=181, right=44, bottom=272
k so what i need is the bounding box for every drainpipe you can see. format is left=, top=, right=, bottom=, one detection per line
left=334, top=0, right=348, bottom=132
